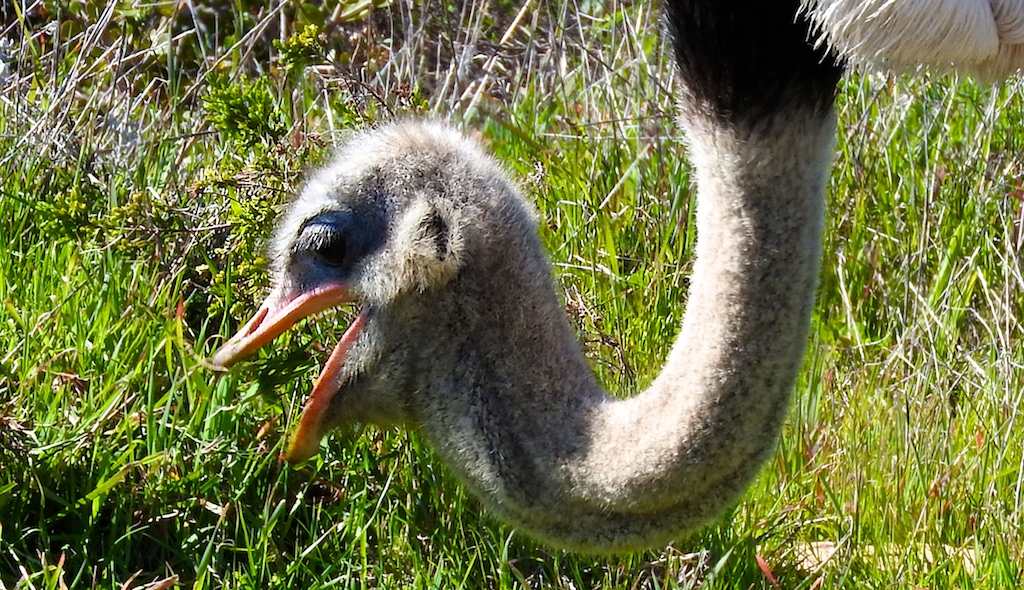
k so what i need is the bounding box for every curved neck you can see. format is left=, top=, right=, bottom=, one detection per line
left=421, top=108, right=837, bottom=553
left=418, top=0, right=844, bottom=554
left=575, top=108, right=836, bottom=524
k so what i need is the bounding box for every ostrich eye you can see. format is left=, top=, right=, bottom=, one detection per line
left=293, top=208, right=386, bottom=274
left=296, top=221, right=349, bottom=268
left=311, top=229, right=348, bottom=267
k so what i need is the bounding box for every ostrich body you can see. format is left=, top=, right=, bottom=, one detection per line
left=210, top=1, right=1012, bottom=552
left=804, top=0, right=1024, bottom=79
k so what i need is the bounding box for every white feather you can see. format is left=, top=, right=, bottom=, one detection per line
left=804, top=0, right=1024, bottom=79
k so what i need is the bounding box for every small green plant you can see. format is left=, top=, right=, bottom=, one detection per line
left=203, top=77, right=286, bottom=146
left=274, top=24, right=326, bottom=72
left=102, top=188, right=179, bottom=248
left=19, top=167, right=106, bottom=240
left=205, top=175, right=279, bottom=319
left=194, top=135, right=329, bottom=321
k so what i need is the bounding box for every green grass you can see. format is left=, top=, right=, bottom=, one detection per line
left=2, top=1, right=1024, bottom=588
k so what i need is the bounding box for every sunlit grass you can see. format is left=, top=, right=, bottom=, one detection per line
left=2, top=1, right=1023, bottom=588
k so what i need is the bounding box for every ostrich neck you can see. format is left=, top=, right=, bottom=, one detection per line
left=420, top=108, right=837, bottom=552
left=583, top=112, right=835, bottom=506
left=413, top=0, right=844, bottom=554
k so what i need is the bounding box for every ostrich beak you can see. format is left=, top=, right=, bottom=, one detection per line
left=210, top=282, right=366, bottom=463
left=209, top=282, right=352, bottom=371
left=285, top=308, right=369, bottom=463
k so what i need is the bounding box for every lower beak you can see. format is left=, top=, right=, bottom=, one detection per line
left=210, top=281, right=363, bottom=464
left=209, top=282, right=352, bottom=370
left=283, top=308, right=370, bottom=463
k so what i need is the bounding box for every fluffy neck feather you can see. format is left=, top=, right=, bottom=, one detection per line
left=386, top=0, right=845, bottom=554
left=410, top=107, right=836, bottom=552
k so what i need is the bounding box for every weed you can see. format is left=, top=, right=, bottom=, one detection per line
left=274, top=24, right=326, bottom=72
left=203, top=77, right=287, bottom=147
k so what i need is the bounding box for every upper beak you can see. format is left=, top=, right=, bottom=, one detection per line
left=209, top=282, right=353, bottom=371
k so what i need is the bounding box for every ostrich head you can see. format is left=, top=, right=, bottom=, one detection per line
left=210, top=122, right=546, bottom=463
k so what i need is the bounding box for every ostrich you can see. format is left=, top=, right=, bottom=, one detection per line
left=209, top=1, right=1022, bottom=553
